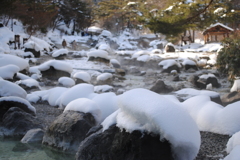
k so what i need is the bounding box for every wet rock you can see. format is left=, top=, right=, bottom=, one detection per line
left=42, top=110, right=96, bottom=153
left=41, top=66, right=71, bottom=81
left=221, top=91, right=240, bottom=106
left=150, top=79, right=173, bottom=94
left=115, top=68, right=126, bottom=76
left=54, top=54, right=67, bottom=60
left=184, top=64, right=198, bottom=71
left=2, top=107, right=42, bottom=137
left=188, top=75, right=220, bottom=89
left=165, top=44, right=175, bottom=52
left=21, top=128, right=44, bottom=143
left=24, top=48, right=40, bottom=58
left=76, top=125, right=173, bottom=160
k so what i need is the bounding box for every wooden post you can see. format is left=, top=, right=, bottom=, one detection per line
left=14, top=35, right=20, bottom=50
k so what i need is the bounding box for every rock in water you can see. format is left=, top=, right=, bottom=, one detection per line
left=76, top=125, right=173, bottom=160
left=2, top=107, right=42, bottom=137
left=42, top=110, right=96, bottom=153
left=21, top=128, right=44, bottom=143
left=150, top=79, right=173, bottom=94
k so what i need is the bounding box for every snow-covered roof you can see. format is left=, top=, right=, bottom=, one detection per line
left=88, top=26, right=103, bottom=33
left=203, top=23, right=234, bottom=35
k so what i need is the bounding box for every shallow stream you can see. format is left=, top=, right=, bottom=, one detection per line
left=0, top=137, right=74, bottom=160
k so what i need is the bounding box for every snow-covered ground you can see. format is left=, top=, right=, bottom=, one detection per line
left=0, top=21, right=239, bottom=159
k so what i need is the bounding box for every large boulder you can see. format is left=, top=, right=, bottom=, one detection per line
left=76, top=125, right=173, bottom=160
left=1, top=107, right=42, bottom=137
left=150, top=80, right=173, bottom=94
left=42, top=110, right=96, bottom=153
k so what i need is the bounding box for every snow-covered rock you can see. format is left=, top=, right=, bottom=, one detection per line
left=64, top=98, right=101, bottom=123
left=0, top=54, right=29, bottom=71
left=58, top=77, right=75, bottom=87
left=0, top=79, right=27, bottom=98
left=0, top=64, right=20, bottom=79
left=52, top=48, right=68, bottom=58
left=102, top=88, right=200, bottom=160
left=183, top=95, right=240, bottom=135
left=73, top=71, right=91, bottom=84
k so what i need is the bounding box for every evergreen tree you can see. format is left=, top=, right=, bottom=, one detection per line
left=142, top=0, right=240, bottom=39
left=57, top=0, right=93, bottom=34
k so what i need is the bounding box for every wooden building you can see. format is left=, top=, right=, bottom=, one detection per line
left=203, top=23, right=234, bottom=44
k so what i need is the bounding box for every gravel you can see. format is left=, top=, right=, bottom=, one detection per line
left=196, top=131, right=230, bottom=160
left=32, top=102, right=63, bottom=130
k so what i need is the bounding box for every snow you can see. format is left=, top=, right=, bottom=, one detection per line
left=181, top=58, right=196, bottom=66
left=56, top=83, right=96, bottom=108
left=16, top=79, right=39, bottom=88
left=110, top=59, right=120, bottom=67
left=225, top=131, right=240, bottom=160
left=99, top=30, right=112, bottom=38
left=99, top=44, right=112, bottom=53
left=73, top=71, right=91, bottom=83
left=0, top=96, right=36, bottom=114
left=87, top=50, right=109, bottom=59
left=64, top=98, right=102, bottom=123
left=0, top=54, right=29, bottom=71
left=87, top=26, right=103, bottom=33
left=224, top=145, right=240, bottom=160
left=0, top=79, right=27, bottom=99
left=159, top=59, right=181, bottom=69
left=52, top=49, right=68, bottom=58
left=97, top=73, right=113, bottom=81
left=58, top=77, right=75, bottom=87
left=230, top=79, right=240, bottom=92
left=28, top=36, right=52, bottom=52
left=0, top=27, right=14, bottom=53
left=199, top=73, right=216, bottom=79
left=175, top=88, right=219, bottom=100
left=137, top=54, right=150, bottom=62
left=27, top=87, right=68, bottom=106
left=91, top=92, right=118, bottom=123
left=182, top=95, right=240, bottom=135
left=38, top=60, right=73, bottom=73
left=149, top=40, right=167, bottom=49
left=24, top=41, right=42, bottom=52
left=151, top=49, right=163, bottom=54
left=16, top=73, right=31, bottom=80
left=131, top=50, right=151, bottom=59
left=226, top=131, right=240, bottom=154
left=94, top=85, right=113, bottom=93
left=204, top=23, right=234, bottom=33
left=0, top=64, right=20, bottom=79
left=102, top=88, right=200, bottom=160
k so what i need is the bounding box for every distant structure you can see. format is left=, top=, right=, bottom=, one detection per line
left=203, top=23, right=234, bottom=44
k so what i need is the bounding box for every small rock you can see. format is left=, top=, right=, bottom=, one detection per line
left=21, top=128, right=44, bottom=143
left=150, top=79, right=173, bottom=94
